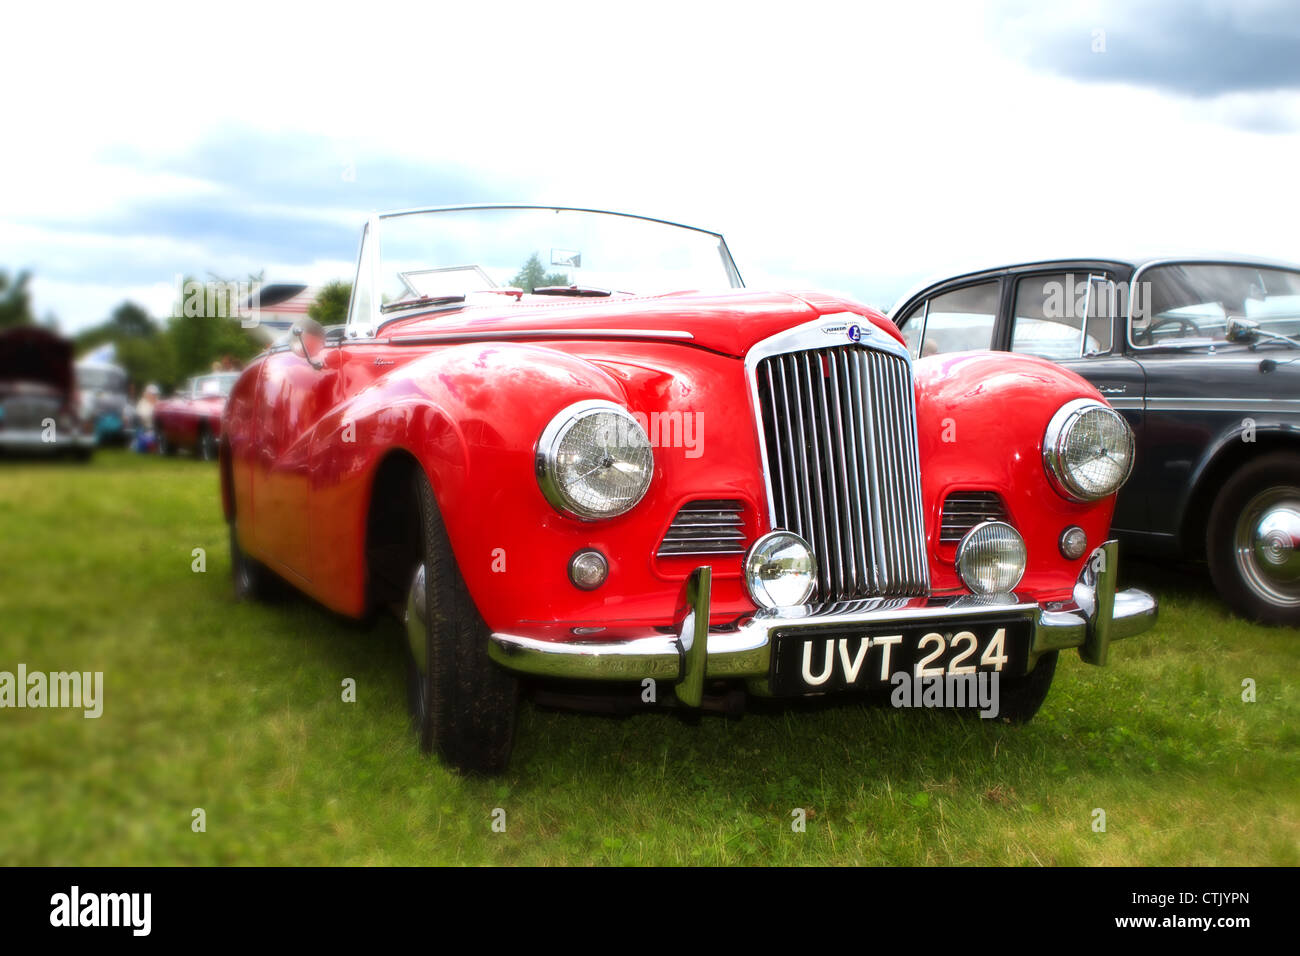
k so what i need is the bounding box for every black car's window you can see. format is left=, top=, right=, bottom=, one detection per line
left=1011, top=272, right=1113, bottom=359
left=904, top=281, right=999, bottom=358
left=1132, top=262, right=1300, bottom=347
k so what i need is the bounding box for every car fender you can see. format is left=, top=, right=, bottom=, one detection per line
left=913, top=351, right=1119, bottom=599
left=305, top=343, right=627, bottom=617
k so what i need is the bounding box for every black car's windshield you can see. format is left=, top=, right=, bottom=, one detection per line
left=375, top=207, right=742, bottom=311
left=1133, top=263, right=1300, bottom=348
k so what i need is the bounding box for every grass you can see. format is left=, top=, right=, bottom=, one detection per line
left=0, top=450, right=1296, bottom=865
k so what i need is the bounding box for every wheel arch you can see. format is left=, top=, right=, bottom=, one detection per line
left=1180, top=425, right=1300, bottom=557
left=363, top=448, right=426, bottom=616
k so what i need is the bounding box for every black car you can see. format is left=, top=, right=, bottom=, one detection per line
left=889, top=256, right=1300, bottom=626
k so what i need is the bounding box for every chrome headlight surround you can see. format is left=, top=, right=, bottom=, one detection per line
left=535, top=399, right=654, bottom=520
left=955, top=520, right=1027, bottom=595
left=1043, top=398, right=1135, bottom=502
left=743, top=531, right=818, bottom=609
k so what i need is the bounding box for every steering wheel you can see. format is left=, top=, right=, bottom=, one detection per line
left=1135, top=314, right=1201, bottom=344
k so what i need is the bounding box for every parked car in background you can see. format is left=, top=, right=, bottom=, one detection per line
left=221, top=205, right=1157, bottom=773
left=0, top=327, right=94, bottom=459
left=890, top=256, right=1300, bottom=625
left=75, top=357, right=134, bottom=446
left=154, top=372, right=237, bottom=460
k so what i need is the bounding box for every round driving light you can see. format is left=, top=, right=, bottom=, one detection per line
left=536, top=400, right=654, bottom=520
left=1059, top=525, right=1088, bottom=560
left=1043, top=399, right=1135, bottom=501
left=568, top=549, right=608, bottom=590
left=744, top=531, right=817, bottom=609
left=956, top=521, right=1027, bottom=595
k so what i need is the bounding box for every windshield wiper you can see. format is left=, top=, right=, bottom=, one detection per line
left=380, top=294, right=467, bottom=314
left=531, top=285, right=612, bottom=298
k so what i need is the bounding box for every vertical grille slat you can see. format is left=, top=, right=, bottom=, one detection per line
left=755, top=341, right=929, bottom=602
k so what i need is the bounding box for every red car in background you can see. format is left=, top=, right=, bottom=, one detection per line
left=155, top=372, right=238, bottom=460
left=221, top=205, right=1159, bottom=774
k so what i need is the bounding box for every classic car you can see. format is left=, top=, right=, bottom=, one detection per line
left=0, top=326, right=95, bottom=459
left=75, top=357, right=134, bottom=446
left=155, top=372, right=238, bottom=460
left=890, top=256, right=1300, bottom=626
left=222, top=205, right=1157, bottom=773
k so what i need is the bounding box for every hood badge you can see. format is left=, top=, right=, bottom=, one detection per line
left=820, top=322, right=867, bottom=342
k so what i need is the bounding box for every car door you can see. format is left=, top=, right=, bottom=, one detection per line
left=1003, top=268, right=1149, bottom=535
left=252, top=346, right=342, bottom=580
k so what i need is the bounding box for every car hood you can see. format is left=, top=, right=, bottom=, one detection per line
left=0, top=327, right=74, bottom=395
left=382, top=289, right=902, bottom=357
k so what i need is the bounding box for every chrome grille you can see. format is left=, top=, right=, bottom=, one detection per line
left=939, top=491, right=1008, bottom=543
left=755, top=345, right=929, bottom=602
left=657, top=500, right=746, bottom=557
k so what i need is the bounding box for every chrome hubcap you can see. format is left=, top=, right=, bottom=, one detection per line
left=405, top=564, right=429, bottom=712
left=1235, top=488, right=1300, bottom=607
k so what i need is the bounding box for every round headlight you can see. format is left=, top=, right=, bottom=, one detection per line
left=1043, top=399, right=1135, bottom=502
left=744, top=531, right=817, bottom=609
left=956, top=520, right=1027, bottom=595
left=536, top=400, right=654, bottom=520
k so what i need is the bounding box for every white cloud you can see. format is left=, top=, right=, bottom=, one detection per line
left=3, top=0, right=1299, bottom=331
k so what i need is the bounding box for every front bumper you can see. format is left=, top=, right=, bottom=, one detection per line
left=0, top=428, right=96, bottom=452
left=487, top=540, right=1157, bottom=706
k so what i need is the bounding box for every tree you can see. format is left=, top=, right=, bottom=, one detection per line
left=308, top=280, right=352, bottom=327
left=508, top=253, right=569, bottom=293
left=0, top=269, right=35, bottom=329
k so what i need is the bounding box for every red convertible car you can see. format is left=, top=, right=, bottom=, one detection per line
left=155, top=372, right=238, bottom=460
left=222, top=205, right=1157, bottom=773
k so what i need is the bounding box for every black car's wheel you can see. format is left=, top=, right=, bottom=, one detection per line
left=1207, top=452, right=1300, bottom=626
left=230, top=524, right=275, bottom=601
left=157, top=430, right=176, bottom=456
left=199, top=426, right=218, bottom=462
left=995, top=651, right=1058, bottom=723
left=405, top=469, right=517, bottom=774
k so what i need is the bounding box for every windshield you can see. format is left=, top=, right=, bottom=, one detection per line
left=373, top=207, right=742, bottom=313
left=1133, top=263, right=1300, bottom=347
left=193, top=373, right=238, bottom=398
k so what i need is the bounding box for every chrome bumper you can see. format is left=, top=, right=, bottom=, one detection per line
left=0, top=429, right=95, bottom=451
left=487, top=540, right=1157, bottom=706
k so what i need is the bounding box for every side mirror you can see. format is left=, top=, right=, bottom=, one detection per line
left=1225, top=316, right=1260, bottom=343
left=292, top=319, right=326, bottom=370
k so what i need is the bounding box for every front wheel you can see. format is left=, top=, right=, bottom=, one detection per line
left=405, top=470, right=517, bottom=774
left=995, top=651, right=1058, bottom=723
left=1207, top=452, right=1300, bottom=626
left=199, top=427, right=218, bottom=462
left=230, top=524, right=276, bottom=601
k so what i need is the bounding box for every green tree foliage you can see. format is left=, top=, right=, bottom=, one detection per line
left=308, top=280, right=352, bottom=327
left=67, top=275, right=264, bottom=392
left=0, top=269, right=35, bottom=329
left=508, top=253, right=569, bottom=293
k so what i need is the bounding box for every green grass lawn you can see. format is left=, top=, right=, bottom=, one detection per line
left=1, top=450, right=1296, bottom=865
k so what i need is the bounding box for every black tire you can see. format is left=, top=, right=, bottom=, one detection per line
left=158, top=430, right=176, bottom=457
left=995, top=651, right=1058, bottom=723
left=405, top=469, right=517, bottom=774
left=230, top=523, right=276, bottom=601
left=199, top=426, right=217, bottom=462
left=1206, top=452, right=1300, bottom=626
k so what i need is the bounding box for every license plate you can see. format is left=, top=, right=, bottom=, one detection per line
left=769, top=616, right=1031, bottom=697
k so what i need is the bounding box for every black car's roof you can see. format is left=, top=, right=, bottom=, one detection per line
left=887, top=252, right=1300, bottom=318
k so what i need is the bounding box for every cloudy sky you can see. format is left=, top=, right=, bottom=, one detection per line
left=3, top=0, right=1299, bottom=332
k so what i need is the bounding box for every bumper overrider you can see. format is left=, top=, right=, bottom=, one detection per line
left=487, top=540, right=1157, bottom=706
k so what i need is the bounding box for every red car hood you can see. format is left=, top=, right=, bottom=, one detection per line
left=383, top=289, right=902, bottom=357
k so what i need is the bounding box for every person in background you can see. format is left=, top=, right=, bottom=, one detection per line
left=134, top=384, right=160, bottom=453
